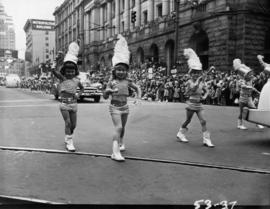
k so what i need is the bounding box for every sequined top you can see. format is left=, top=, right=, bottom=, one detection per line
left=59, top=78, right=80, bottom=94
left=107, top=79, right=132, bottom=97
left=186, top=80, right=206, bottom=103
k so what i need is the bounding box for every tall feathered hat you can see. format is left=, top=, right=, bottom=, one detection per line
left=60, top=41, right=80, bottom=75
left=64, top=42, right=80, bottom=64
left=257, top=55, right=270, bottom=74
left=233, top=58, right=252, bottom=78
left=112, top=34, right=130, bottom=69
left=183, top=48, right=202, bottom=73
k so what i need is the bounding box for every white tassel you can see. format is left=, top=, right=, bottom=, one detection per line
left=183, top=48, right=202, bottom=73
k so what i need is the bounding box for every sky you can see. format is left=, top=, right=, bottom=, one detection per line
left=2, top=0, right=64, bottom=59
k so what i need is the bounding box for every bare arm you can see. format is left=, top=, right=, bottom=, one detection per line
left=51, top=61, right=65, bottom=81
left=77, top=81, right=84, bottom=97
left=103, top=81, right=116, bottom=100
left=129, top=82, right=142, bottom=99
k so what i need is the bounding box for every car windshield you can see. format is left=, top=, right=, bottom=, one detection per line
left=78, top=73, right=90, bottom=82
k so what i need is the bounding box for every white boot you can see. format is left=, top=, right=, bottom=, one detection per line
left=237, top=119, right=247, bottom=130
left=119, top=143, right=126, bottom=152
left=65, top=135, right=76, bottom=152
left=176, top=128, right=189, bottom=143
left=111, top=141, right=125, bottom=162
left=203, top=131, right=215, bottom=147
left=256, top=124, right=264, bottom=129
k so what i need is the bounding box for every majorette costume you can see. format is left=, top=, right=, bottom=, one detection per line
left=104, top=34, right=141, bottom=161
left=233, top=58, right=263, bottom=129
left=51, top=41, right=83, bottom=152
left=176, top=48, right=214, bottom=147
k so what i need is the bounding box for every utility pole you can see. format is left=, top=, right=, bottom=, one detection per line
left=174, top=0, right=180, bottom=66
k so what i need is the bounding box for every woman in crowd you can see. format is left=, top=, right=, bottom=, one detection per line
left=103, top=35, right=142, bottom=162
left=176, top=48, right=214, bottom=147
left=51, top=42, right=84, bottom=152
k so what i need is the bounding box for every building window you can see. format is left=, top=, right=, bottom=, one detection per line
left=122, top=0, right=125, bottom=11
left=45, top=31, right=49, bottom=35
left=104, top=5, right=107, bottom=21
left=112, top=1, right=115, bottom=18
left=121, top=21, right=124, bottom=32
left=46, top=54, right=49, bottom=59
left=131, top=0, right=135, bottom=8
left=45, top=37, right=49, bottom=41
left=143, top=11, right=148, bottom=25
left=157, top=4, right=162, bottom=17
left=45, top=43, right=49, bottom=47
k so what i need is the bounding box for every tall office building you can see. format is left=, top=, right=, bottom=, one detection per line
left=24, top=19, right=55, bottom=75
left=0, top=0, right=15, bottom=50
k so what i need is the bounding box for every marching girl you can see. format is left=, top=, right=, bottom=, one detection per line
left=103, top=34, right=142, bottom=162
left=176, top=48, right=214, bottom=147
left=233, top=59, right=263, bottom=129
left=51, top=42, right=84, bottom=152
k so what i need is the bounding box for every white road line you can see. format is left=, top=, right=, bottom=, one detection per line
left=262, top=152, right=270, bottom=156
left=0, top=99, right=51, bottom=103
left=0, top=146, right=270, bottom=174
left=0, top=194, right=63, bottom=204
left=0, top=104, right=56, bottom=108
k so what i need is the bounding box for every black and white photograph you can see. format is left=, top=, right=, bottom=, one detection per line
left=0, top=0, right=269, bottom=208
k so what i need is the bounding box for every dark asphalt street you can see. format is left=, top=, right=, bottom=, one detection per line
left=0, top=86, right=269, bottom=205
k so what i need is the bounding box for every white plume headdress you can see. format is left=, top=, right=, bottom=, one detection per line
left=257, top=55, right=270, bottom=73
left=112, top=34, right=130, bottom=67
left=64, top=42, right=80, bottom=64
left=233, top=58, right=252, bottom=77
left=183, top=48, right=202, bottom=73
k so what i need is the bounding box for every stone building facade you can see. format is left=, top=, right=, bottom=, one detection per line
left=54, top=0, right=270, bottom=74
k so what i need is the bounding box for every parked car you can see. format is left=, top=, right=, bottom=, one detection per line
left=77, top=72, right=103, bottom=102
left=51, top=72, right=103, bottom=102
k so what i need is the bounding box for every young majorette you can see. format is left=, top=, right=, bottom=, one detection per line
left=233, top=58, right=263, bottom=129
left=176, top=48, right=214, bottom=147
left=103, top=34, right=142, bottom=162
left=51, top=41, right=84, bottom=151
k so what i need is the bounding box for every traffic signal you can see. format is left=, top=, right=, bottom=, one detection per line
left=131, top=11, right=136, bottom=23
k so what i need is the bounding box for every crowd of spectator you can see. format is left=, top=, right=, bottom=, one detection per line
left=20, top=75, right=53, bottom=94
left=125, top=61, right=270, bottom=107
left=17, top=61, right=269, bottom=107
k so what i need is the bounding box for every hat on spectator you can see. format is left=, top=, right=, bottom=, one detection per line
left=112, top=34, right=130, bottom=70
left=183, top=48, right=202, bottom=73
left=257, top=55, right=270, bottom=74
left=233, top=58, right=252, bottom=78
left=60, top=41, right=80, bottom=75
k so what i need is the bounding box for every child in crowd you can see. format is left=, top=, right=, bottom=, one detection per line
left=233, top=59, right=263, bottom=129
left=176, top=48, right=214, bottom=147
left=103, top=34, right=141, bottom=162
left=51, top=42, right=84, bottom=151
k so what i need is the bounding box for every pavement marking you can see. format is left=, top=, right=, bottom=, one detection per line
left=0, top=104, right=57, bottom=108
left=0, top=194, right=63, bottom=204
left=0, top=99, right=51, bottom=103
left=0, top=146, right=270, bottom=175
left=262, top=152, right=270, bottom=156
